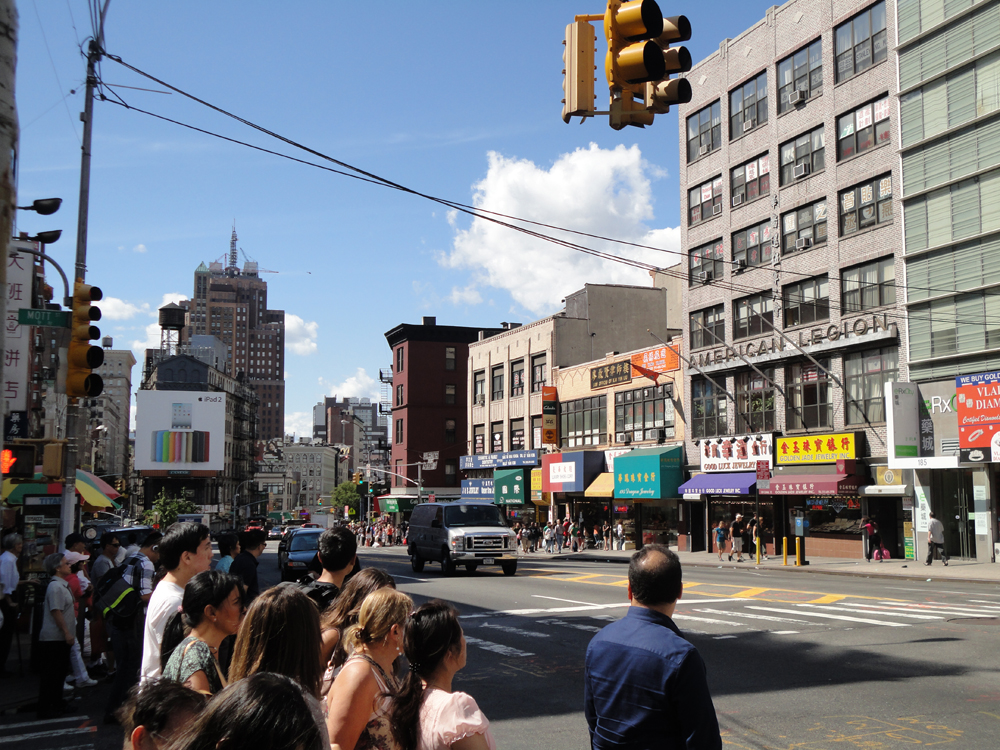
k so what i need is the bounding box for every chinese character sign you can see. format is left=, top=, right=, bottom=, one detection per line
left=5, top=242, right=35, bottom=412
left=775, top=433, right=857, bottom=464
left=630, top=345, right=680, bottom=377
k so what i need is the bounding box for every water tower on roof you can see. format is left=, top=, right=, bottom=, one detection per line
left=159, top=302, right=186, bottom=356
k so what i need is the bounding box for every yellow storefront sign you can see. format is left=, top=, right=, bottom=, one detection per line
left=776, top=433, right=857, bottom=464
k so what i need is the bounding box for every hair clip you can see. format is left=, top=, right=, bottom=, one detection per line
left=408, top=662, right=421, bottom=673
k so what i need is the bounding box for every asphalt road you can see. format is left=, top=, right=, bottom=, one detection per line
left=5, top=546, right=1000, bottom=750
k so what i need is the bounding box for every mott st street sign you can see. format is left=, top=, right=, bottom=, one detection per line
left=18, top=308, right=70, bottom=328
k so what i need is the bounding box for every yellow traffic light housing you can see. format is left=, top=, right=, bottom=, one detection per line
left=562, top=20, right=597, bottom=123
left=67, top=280, right=104, bottom=399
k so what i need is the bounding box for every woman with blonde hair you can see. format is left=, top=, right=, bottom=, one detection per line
left=326, top=587, right=412, bottom=750
left=320, top=568, right=396, bottom=686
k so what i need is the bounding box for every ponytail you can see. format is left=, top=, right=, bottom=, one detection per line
left=160, top=609, right=188, bottom=670
left=391, top=670, right=425, bottom=750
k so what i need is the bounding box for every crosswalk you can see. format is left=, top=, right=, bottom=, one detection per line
left=0, top=715, right=96, bottom=749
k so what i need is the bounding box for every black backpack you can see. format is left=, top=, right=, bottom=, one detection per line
left=295, top=577, right=339, bottom=612
left=93, top=556, right=144, bottom=625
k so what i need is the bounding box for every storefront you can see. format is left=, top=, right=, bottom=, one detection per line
left=459, top=450, right=541, bottom=523
left=613, top=446, right=684, bottom=549
left=542, top=450, right=606, bottom=530
left=494, top=467, right=534, bottom=522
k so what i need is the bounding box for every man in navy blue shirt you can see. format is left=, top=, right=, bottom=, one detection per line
left=584, top=545, right=722, bottom=750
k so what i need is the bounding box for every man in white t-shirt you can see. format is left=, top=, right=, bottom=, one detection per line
left=139, top=522, right=213, bottom=683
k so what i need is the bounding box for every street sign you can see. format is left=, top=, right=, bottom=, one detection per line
left=757, top=479, right=770, bottom=490
left=18, top=308, right=70, bottom=328
left=422, top=451, right=439, bottom=461
left=429, top=493, right=436, bottom=503
left=756, top=460, right=771, bottom=480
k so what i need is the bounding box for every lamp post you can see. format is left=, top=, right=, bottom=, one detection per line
left=231, top=478, right=256, bottom=531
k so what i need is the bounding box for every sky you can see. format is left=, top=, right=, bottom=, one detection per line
left=15, top=0, right=771, bottom=437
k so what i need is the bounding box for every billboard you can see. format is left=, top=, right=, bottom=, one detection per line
left=135, top=391, right=226, bottom=472
left=885, top=380, right=960, bottom=469
left=955, top=370, right=1000, bottom=462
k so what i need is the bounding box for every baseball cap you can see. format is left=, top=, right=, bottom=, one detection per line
left=63, top=551, right=90, bottom=566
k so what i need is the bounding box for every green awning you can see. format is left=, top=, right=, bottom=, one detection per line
left=494, top=468, right=527, bottom=505
left=614, top=445, right=684, bottom=501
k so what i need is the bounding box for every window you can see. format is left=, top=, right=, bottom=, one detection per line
left=559, top=395, right=607, bottom=448
left=729, top=71, right=768, bottom=138
left=686, top=100, right=722, bottom=162
left=395, top=384, right=404, bottom=406
left=842, top=257, right=896, bottom=312
left=845, top=347, right=898, bottom=424
left=531, top=354, right=547, bottom=392
left=396, top=346, right=404, bottom=372
left=730, top=155, right=770, bottom=207
left=781, top=199, right=827, bottom=252
left=444, top=419, right=456, bottom=445
left=689, top=239, right=725, bottom=285
left=692, top=377, right=727, bottom=439
left=531, top=415, right=543, bottom=448
left=510, top=359, right=525, bottom=397
left=835, top=1, right=887, bottom=82
left=614, top=385, right=675, bottom=443
left=732, top=219, right=774, bottom=268
left=736, top=369, right=776, bottom=432
left=444, top=346, right=456, bottom=371
left=779, top=126, right=825, bottom=184
left=444, top=384, right=456, bottom=405
left=783, top=276, right=829, bottom=327
left=837, top=96, right=891, bottom=160
left=688, top=176, right=723, bottom=224
left=691, top=305, right=725, bottom=350
left=473, top=425, right=486, bottom=454
left=395, top=417, right=403, bottom=444
left=444, top=460, right=457, bottom=486
left=840, top=175, right=893, bottom=235
left=473, top=371, right=486, bottom=405
left=510, top=418, right=525, bottom=449
left=733, top=292, right=773, bottom=339
left=786, top=359, right=832, bottom=430
left=490, top=365, right=504, bottom=401
left=491, top=421, right=504, bottom=452
left=778, top=39, right=823, bottom=113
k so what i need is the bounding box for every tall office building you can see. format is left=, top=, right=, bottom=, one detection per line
left=90, top=343, right=137, bottom=480
left=184, top=228, right=285, bottom=441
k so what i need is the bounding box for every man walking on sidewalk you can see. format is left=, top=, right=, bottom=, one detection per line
left=925, top=511, right=948, bottom=566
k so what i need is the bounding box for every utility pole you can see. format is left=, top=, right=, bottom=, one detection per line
left=0, top=2, right=17, bottom=478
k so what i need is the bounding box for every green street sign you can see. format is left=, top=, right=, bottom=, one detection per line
left=18, top=308, right=70, bottom=328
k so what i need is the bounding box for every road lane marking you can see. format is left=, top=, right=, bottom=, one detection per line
left=0, top=716, right=90, bottom=730
left=876, top=601, right=1000, bottom=616
left=747, top=606, right=910, bottom=627
left=464, top=636, right=534, bottom=657
left=538, top=618, right=603, bottom=632
left=673, top=614, right=746, bottom=627
left=676, top=597, right=752, bottom=605
left=531, top=595, right=604, bottom=606
left=808, top=594, right=847, bottom=604
left=478, top=623, right=551, bottom=638
left=460, top=602, right=629, bottom=619
left=731, top=587, right=769, bottom=598
left=693, top=608, right=812, bottom=624
left=391, top=575, right=429, bottom=582
left=834, top=603, right=945, bottom=619
left=772, top=630, right=800, bottom=634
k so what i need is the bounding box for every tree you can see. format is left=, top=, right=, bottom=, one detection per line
left=143, top=488, right=198, bottom=529
left=332, top=482, right=361, bottom=518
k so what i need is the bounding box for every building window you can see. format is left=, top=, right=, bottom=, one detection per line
left=786, top=359, right=832, bottom=430
left=491, top=421, right=504, bottom=452
left=559, top=395, right=607, bottom=448
left=395, top=418, right=403, bottom=444
left=779, top=126, right=825, bottom=185
left=778, top=39, right=823, bottom=113
left=510, top=359, right=525, bottom=397
left=783, top=276, right=829, bottom=327
left=840, top=175, right=893, bottom=236
left=730, top=71, right=768, bottom=139
left=510, top=418, right=525, bottom=449
left=732, top=219, right=773, bottom=268
left=444, top=346, right=456, bottom=371
left=444, top=419, right=456, bottom=445
left=689, top=239, right=724, bottom=286
left=733, top=292, right=773, bottom=340
left=444, top=460, right=457, bottom=487
left=444, top=384, right=456, bottom=405
left=730, top=155, right=770, bottom=208
left=688, top=176, right=723, bottom=224
left=835, top=0, right=887, bottom=83
left=474, top=370, right=486, bottom=405
left=781, top=199, right=827, bottom=253
left=691, top=305, right=725, bottom=350
left=692, top=377, right=727, bottom=439
left=491, top=365, right=504, bottom=401
left=395, top=384, right=404, bottom=406
left=473, top=425, right=486, bottom=454
left=845, top=347, right=898, bottom=425
left=396, top=346, right=404, bottom=372
left=614, top=385, right=674, bottom=443
left=531, top=415, right=543, bottom=448
left=736, top=369, right=776, bottom=432
left=686, top=100, right=722, bottom=162
left=531, top=354, right=547, bottom=392
left=842, top=257, right=895, bottom=312
left=837, top=96, right=891, bottom=160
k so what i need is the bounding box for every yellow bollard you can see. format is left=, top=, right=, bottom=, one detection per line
left=783, top=536, right=788, bottom=566
left=795, top=537, right=802, bottom=566
left=756, top=539, right=761, bottom=565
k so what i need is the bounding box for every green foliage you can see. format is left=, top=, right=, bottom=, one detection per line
left=332, top=482, right=361, bottom=516
left=143, top=488, right=198, bottom=528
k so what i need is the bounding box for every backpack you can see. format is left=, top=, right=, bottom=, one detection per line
left=93, top=556, right=143, bottom=625
left=296, top=577, right=339, bottom=612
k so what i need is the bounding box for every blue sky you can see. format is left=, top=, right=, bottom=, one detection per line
left=16, top=0, right=770, bottom=436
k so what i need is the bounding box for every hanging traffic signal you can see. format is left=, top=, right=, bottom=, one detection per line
left=562, top=20, right=597, bottom=123
left=67, top=281, right=104, bottom=398
left=1, top=444, right=36, bottom=478
left=642, top=15, right=692, bottom=113
left=610, top=92, right=654, bottom=129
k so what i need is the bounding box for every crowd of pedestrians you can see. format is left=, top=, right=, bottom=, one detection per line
left=349, top=519, right=405, bottom=548
left=514, top=519, right=627, bottom=554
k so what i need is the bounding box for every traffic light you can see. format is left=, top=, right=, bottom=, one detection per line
left=562, top=20, right=597, bottom=123
left=1, top=444, right=36, bottom=478
left=67, top=281, right=104, bottom=398
left=352, top=471, right=362, bottom=484
left=642, top=15, right=692, bottom=113
left=42, top=442, right=64, bottom=480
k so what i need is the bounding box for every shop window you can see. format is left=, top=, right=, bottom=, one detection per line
left=736, top=369, right=776, bottom=432
left=840, top=175, right=893, bottom=236
left=733, top=292, right=773, bottom=339
left=692, top=377, right=727, bottom=439
left=510, top=359, right=525, bottom=397
left=778, top=38, right=822, bottom=113
left=491, top=365, right=504, bottom=401
left=732, top=219, right=773, bottom=268
left=845, top=347, right=897, bottom=424
left=689, top=239, right=725, bottom=286
left=783, top=276, right=829, bottom=327
left=531, top=354, right=547, bottom=392
left=786, top=359, right=832, bottom=430
left=691, top=304, right=725, bottom=350
left=781, top=199, right=827, bottom=253
left=730, top=71, right=768, bottom=139
left=689, top=176, right=724, bottom=224
left=842, top=257, right=895, bottom=312
left=779, top=126, right=825, bottom=185
left=837, top=95, right=891, bottom=160
left=835, top=1, right=887, bottom=83
left=686, top=100, right=722, bottom=162
left=614, top=385, right=674, bottom=443
left=559, top=395, right=607, bottom=448
left=730, top=155, right=770, bottom=208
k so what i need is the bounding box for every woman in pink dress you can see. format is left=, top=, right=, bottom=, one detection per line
left=388, top=600, right=496, bottom=750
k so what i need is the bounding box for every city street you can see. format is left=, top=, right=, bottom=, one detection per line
left=3, top=546, right=1000, bottom=749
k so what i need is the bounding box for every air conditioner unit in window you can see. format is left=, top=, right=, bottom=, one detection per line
left=712, top=203, right=723, bottom=216
left=743, top=119, right=756, bottom=133
left=732, top=194, right=744, bottom=207
left=788, top=90, right=804, bottom=105
left=795, top=237, right=813, bottom=250
left=475, top=394, right=485, bottom=406
left=793, top=163, right=811, bottom=179
left=698, top=270, right=714, bottom=284
left=699, top=144, right=710, bottom=156
left=616, top=432, right=628, bottom=444
left=734, top=259, right=747, bottom=272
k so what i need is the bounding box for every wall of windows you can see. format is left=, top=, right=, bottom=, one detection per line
left=692, top=377, right=727, bottom=438
left=902, top=117, right=1000, bottom=196
left=689, top=176, right=724, bottom=224
left=687, top=100, right=722, bottom=162
left=909, top=290, right=1000, bottom=360
left=842, top=257, right=896, bottom=312
left=903, top=167, right=1000, bottom=251
left=778, top=39, right=822, bottom=113
left=781, top=199, right=827, bottom=251
left=732, top=219, right=773, bottom=267
left=614, top=385, right=675, bottom=443
left=531, top=354, right=547, bottom=392
left=840, top=176, right=893, bottom=236
left=897, top=0, right=981, bottom=44
left=691, top=305, right=725, bottom=349
left=845, top=347, right=898, bottom=424
left=736, top=369, right=776, bottom=432
left=731, top=155, right=770, bottom=207
left=689, top=239, right=725, bottom=285
left=898, top=2, right=1000, bottom=90
left=906, top=234, right=1000, bottom=303
left=783, top=276, right=829, bottom=327
left=733, top=292, right=773, bottom=339
left=835, top=0, right=887, bottom=83
left=786, top=359, right=832, bottom=430
left=510, top=359, right=525, bottom=397
left=730, top=71, right=768, bottom=138
left=837, top=95, right=891, bottom=160
left=559, top=395, right=607, bottom=449
left=780, top=126, right=825, bottom=184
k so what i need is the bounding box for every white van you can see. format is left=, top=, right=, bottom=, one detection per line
left=407, top=502, right=519, bottom=576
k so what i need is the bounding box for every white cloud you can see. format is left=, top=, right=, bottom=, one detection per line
left=285, top=313, right=319, bottom=355
left=448, top=285, right=483, bottom=306
left=160, top=292, right=188, bottom=307
left=133, top=243, right=148, bottom=253
left=319, top=368, right=380, bottom=402
left=442, top=144, right=681, bottom=315
left=284, top=411, right=313, bottom=439
left=102, top=297, right=149, bottom=320
left=130, top=321, right=162, bottom=354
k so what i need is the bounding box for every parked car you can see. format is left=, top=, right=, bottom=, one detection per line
left=407, top=502, right=518, bottom=576
left=277, top=527, right=324, bottom=582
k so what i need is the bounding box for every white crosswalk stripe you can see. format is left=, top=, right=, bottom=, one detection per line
left=693, top=607, right=813, bottom=624
left=746, top=606, right=911, bottom=627
left=797, top=603, right=943, bottom=620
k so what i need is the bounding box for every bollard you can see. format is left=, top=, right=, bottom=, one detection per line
left=795, top=537, right=802, bottom=566
left=756, top=540, right=762, bottom=565
left=783, top=536, right=788, bottom=566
